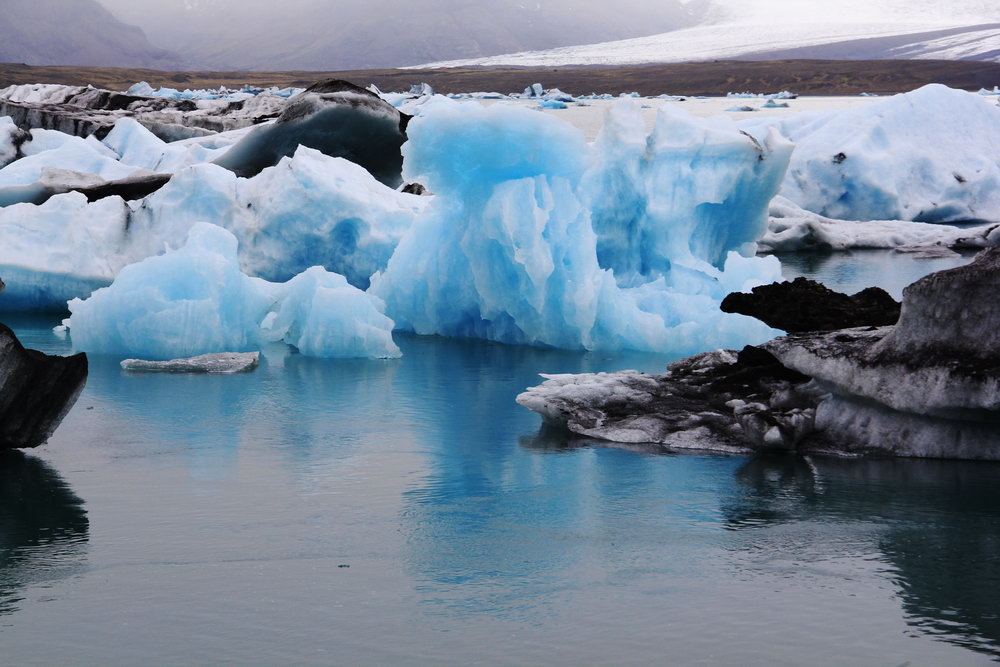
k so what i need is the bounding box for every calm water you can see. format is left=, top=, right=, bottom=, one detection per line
left=3, top=250, right=998, bottom=665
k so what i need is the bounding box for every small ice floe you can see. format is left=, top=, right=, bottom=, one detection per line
left=762, top=99, right=790, bottom=109
left=726, top=105, right=757, bottom=112
left=121, top=351, right=260, bottom=374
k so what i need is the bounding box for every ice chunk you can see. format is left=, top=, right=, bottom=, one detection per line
left=538, top=100, right=568, bottom=110
left=102, top=118, right=231, bottom=173
left=68, top=223, right=399, bottom=360
left=0, top=193, right=131, bottom=311
left=0, top=117, right=27, bottom=168
left=67, top=223, right=277, bottom=359
left=261, top=266, right=400, bottom=359
left=129, top=147, right=427, bottom=288
left=761, top=196, right=998, bottom=252
left=584, top=102, right=792, bottom=286
left=741, top=84, right=1000, bottom=222
left=371, top=98, right=782, bottom=355
left=121, top=352, right=260, bottom=373
left=0, top=135, right=144, bottom=189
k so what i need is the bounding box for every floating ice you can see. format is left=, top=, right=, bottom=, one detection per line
left=0, top=117, right=26, bottom=168
left=584, top=102, right=792, bottom=286
left=121, top=351, right=260, bottom=373
left=68, top=223, right=399, bottom=360
left=0, top=135, right=142, bottom=189
left=741, top=84, right=1000, bottom=222
left=260, top=266, right=400, bottom=359
left=0, top=193, right=130, bottom=311
left=761, top=196, right=999, bottom=253
left=371, top=98, right=785, bottom=354
left=129, top=147, right=427, bottom=289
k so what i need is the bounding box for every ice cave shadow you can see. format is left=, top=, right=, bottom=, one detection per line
left=0, top=451, right=88, bottom=616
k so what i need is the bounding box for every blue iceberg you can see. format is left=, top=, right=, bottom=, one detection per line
left=67, top=223, right=400, bottom=360
left=371, top=98, right=787, bottom=355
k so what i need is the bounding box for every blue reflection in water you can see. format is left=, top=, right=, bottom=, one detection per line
left=2, top=250, right=999, bottom=662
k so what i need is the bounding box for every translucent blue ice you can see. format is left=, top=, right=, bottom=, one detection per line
left=371, top=98, right=785, bottom=355
left=68, top=223, right=400, bottom=360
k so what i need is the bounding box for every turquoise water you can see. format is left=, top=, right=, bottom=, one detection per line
left=3, top=250, right=999, bottom=665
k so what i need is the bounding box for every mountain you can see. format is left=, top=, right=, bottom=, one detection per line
left=416, top=0, right=1000, bottom=68
left=96, top=0, right=708, bottom=70
left=0, top=0, right=183, bottom=69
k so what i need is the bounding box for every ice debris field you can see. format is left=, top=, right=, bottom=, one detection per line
left=2, top=82, right=1000, bottom=361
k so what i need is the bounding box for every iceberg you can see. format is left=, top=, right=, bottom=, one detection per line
left=0, top=146, right=425, bottom=310
left=68, top=223, right=399, bottom=360
left=371, top=98, right=786, bottom=355
left=121, top=351, right=260, bottom=374
left=585, top=102, right=792, bottom=286
left=741, top=84, right=1000, bottom=222
left=129, top=147, right=427, bottom=289
left=0, top=135, right=143, bottom=189
left=0, top=193, right=131, bottom=311
left=0, top=117, right=28, bottom=168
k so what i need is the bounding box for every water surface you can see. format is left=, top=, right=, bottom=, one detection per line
left=2, top=251, right=997, bottom=665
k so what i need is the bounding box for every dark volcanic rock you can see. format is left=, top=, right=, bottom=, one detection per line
left=764, top=248, right=1000, bottom=458
left=721, top=277, right=901, bottom=332
left=213, top=79, right=410, bottom=187
left=0, top=323, right=88, bottom=450
left=517, top=346, right=825, bottom=453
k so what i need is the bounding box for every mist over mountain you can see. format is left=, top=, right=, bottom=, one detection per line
left=95, top=0, right=708, bottom=70
left=0, top=0, right=183, bottom=68
left=421, top=0, right=1000, bottom=68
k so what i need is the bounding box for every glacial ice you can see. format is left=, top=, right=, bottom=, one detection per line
left=68, top=224, right=399, bottom=360
left=213, top=82, right=409, bottom=186
left=371, top=98, right=785, bottom=354
left=760, top=196, right=1000, bottom=253
left=0, top=117, right=25, bottom=168
left=129, top=147, right=427, bottom=288
left=740, top=84, right=1000, bottom=222
left=0, top=193, right=130, bottom=311
left=260, top=266, right=401, bottom=359
left=0, top=135, right=143, bottom=189
left=0, top=146, right=426, bottom=310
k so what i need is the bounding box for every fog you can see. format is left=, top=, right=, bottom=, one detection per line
left=92, top=0, right=709, bottom=70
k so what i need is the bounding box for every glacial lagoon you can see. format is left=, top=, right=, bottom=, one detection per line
left=3, top=251, right=999, bottom=665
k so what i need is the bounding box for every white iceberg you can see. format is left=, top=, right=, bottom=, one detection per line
left=741, top=84, right=1000, bottom=222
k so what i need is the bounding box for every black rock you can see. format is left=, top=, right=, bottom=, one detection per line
left=75, top=172, right=173, bottom=203
left=721, top=276, right=901, bottom=332
left=517, top=346, right=826, bottom=453
left=213, top=79, right=411, bottom=187
left=0, top=323, right=88, bottom=450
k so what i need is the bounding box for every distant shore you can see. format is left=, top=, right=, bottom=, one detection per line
left=2, top=59, right=1000, bottom=96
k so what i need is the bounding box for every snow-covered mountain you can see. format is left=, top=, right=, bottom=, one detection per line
left=0, top=0, right=183, bottom=69
left=417, top=0, right=1000, bottom=68
left=96, top=0, right=706, bottom=71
